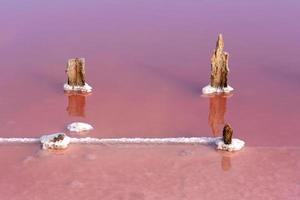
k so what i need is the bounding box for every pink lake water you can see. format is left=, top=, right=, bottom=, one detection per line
left=0, top=0, right=300, bottom=199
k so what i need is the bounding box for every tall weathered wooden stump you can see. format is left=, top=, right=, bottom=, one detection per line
left=223, top=123, right=233, bottom=145
left=66, top=58, right=86, bottom=86
left=210, top=34, right=229, bottom=88
left=64, top=58, right=92, bottom=93
left=202, top=34, right=233, bottom=94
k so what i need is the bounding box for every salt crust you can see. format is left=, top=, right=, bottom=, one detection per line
left=202, top=84, right=234, bottom=94
left=40, top=133, right=71, bottom=150
left=69, top=137, right=217, bottom=144
left=0, top=136, right=245, bottom=152
left=67, top=122, right=93, bottom=132
left=63, top=83, right=92, bottom=93
left=70, top=137, right=245, bottom=152
left=0, top=138, right=39, bottom=143
left=215, top=138, right=245, bottom=152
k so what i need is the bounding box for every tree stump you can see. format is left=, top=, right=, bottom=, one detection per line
left=210, top=34, right=229, bottom=88
left=223, top=123, right=233, bottom=144
left=66, top=58, right=86, bottom=86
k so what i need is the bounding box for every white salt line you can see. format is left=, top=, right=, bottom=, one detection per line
left=69, top=137, right=220, bottom=144
left=0, top=138, right=40, bottom=143
left=0, top=136, right=245, bottom=151
left=0, top=137, right=220, bottom=144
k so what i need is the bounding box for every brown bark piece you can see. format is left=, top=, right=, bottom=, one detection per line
left=52, top=134, right=65, bottom=142
left=66, top=58, right=86, bottom=86
left=210, top=34, right=229, bottom=88
left=223, top=123, right=233, bottom=144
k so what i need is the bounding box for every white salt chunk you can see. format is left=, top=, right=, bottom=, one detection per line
left=40, top=133, right=71, bottom=150
left=202, top=84, right=233, bottom=94
left=215, top=138, right=245, bottom=152
left=64, top=83, right=92, bottom=93
left=67, top=122, right=93, bottom=133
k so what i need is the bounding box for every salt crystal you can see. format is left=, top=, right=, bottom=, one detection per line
left=215, top=138, right=245, bottom=152
left=67, top=122, right=93, bottom=133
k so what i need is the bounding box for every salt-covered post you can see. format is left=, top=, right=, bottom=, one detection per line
left=66, top=58, right=85, bottom=86
left=223, top=123, right=233, bottom=144
left=210, top=34, right=229, bottom=88
left=64, top=58, right=92, bottom=93
left=202, top=34, right=233, bottom=94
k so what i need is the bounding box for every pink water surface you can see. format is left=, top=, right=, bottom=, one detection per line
left=0, top=0, right=300, bottom=199
left=0, top=144, right=299, bottom=200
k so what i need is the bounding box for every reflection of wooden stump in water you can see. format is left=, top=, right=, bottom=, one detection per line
left=66, top=58, right=85, bottom=86
left=210, top=34, right=229, bottom=88
left=66, top=95, right=86, bottom=117
left=208, top=95, right=227, bottom=136
left=221, top=156, right=231, bottom=171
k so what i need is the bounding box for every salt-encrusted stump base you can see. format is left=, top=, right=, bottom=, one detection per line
left=202, top=84, right=234, bottom=94
left=67, top=122, right=93, bottom=132
left=40, top=133, right=71, bottom=150
left=215, top=138, right=245, bottom=152
left=64, top=83, right=92, bottom=93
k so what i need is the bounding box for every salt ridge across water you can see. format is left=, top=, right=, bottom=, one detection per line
left=0, top=138, right=40, bottom=143
left=0, top=136, right=245, bottom=151
left=69, top=137, right=218, bottom=144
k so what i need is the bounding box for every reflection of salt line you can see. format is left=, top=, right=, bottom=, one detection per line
left=69, top=137, right=220, bottom=144
left=0, top=138, right=40, bottom=143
